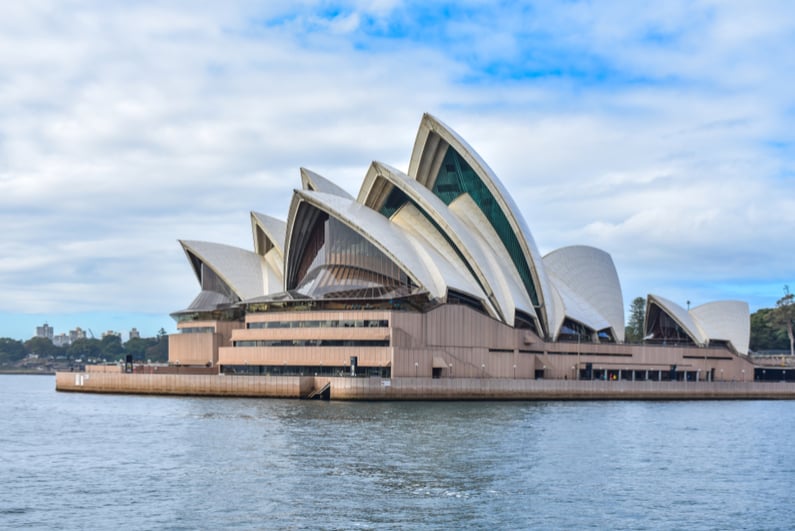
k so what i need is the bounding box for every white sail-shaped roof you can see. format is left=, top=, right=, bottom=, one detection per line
left=251, top=212, right=287, bottom=255
left=179, top=240, right=276, bottom=301
left=390, top=202, right=498, bottom=317
left=646, top=294, right=707, bottom=346
left=250, top=212, right=286, bottom=287
left=447, top=193, right=538, bottom=328
left=284, top=190, right=444, bottom=299
left=300, top=167, right=353, bottom=198
left=546, top=272, right=610, bottom=336
left=357, top=161, right=528, bottom=324
left=690, top=301, right=750, bottom=355
left=543, top=246, right=625, bottom=342
left=407, top=112, right=559, bottom=338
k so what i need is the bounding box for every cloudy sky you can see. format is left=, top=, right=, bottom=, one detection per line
left=1, top=1, right=793, bottom=340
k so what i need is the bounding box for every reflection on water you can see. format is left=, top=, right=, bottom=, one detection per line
left=2, top=375, right=795, bottom=529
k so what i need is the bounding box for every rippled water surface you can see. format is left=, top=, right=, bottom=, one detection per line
left=2, top=375, right=795, bottom=530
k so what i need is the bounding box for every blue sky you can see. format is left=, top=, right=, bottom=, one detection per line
left=1, top=1, right=793, bottom=341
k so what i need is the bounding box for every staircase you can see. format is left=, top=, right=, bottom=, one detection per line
left=304, top=381, right=331, bottom=400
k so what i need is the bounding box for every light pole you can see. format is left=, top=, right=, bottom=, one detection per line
left=481, top=363, right=485, bottom=377
left=415, top=361, right=418, bottom=378
left=449, top=363, right=453, bottom=379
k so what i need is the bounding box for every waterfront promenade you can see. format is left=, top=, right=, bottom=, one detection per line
left=55, top=371, right=795, bottom=400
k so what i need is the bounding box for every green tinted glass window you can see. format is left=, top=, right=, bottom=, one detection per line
left=432, top=146, right=539, bottom=306
left=377, top=183, right=492, bottom=311
left=379, top=187, right=410, bottom=218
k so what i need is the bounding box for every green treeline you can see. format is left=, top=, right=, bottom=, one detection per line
left=0, top=330, right=169, bottom=367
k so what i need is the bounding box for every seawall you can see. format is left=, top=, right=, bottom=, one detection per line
left=55, top=371, right=795, bottom=400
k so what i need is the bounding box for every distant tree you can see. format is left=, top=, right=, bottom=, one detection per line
left=67, top=338, right=102, bottom=360
left=124, top=337, right=157, bottom=361
left=625, top=296, right=646, bottom=343
left=24, top=336, right=61, bottom=358
left=0, top=338, right=27, bottom=364
left=146, top=333, right=169, bottom=363
left=769, top=286, right=795, bottom=356
left=750, top=308, right=789, bottom=351
left=100, top=335, right=124, bottom=360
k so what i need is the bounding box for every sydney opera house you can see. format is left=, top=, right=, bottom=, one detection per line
left=167, top=113, right=753, bottom=386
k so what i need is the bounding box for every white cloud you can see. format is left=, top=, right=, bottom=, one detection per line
left=0, top=1, right=793, bottom=338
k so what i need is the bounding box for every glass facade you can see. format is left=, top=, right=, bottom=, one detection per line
left=233, top=339, right=389, bottom=347
left=645, top=304, right=696, bottom=346
left=558, top=318, right=594, bottom=341
left=223, top=364, right=391, bottom=378
left=431, top=146, right=539, bottom=307
left=248, top=319, right=388, bottom=329
left=379, top=186, right=411, bottom=218
left=180, top=327, right=215, bottom=334
left=290, top=208, right=418, bottom=300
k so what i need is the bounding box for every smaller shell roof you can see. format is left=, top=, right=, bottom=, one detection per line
left=647, top=294, right=707, bottom=345
left=543, top=246, right=625, bottom=342
left=300, top=167, right=353, bottom=198
left=546, top=272, right=611, bottom=333
left=251, top=212, right=287, bottom=255
left=690, top=300, right=750, bottom=355
left=180, top=240, right=271, bottom=301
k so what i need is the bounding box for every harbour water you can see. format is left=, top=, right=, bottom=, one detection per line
left=2, top=374, right=795, bottom=530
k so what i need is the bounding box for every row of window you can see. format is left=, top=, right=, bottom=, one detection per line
left=223, top=365, right=391, bottom=378
left=234, top=339, right=390, bottom=347
left=180, top=327, right=215, bottom=334
left=247, top=319, right=389, bottom=329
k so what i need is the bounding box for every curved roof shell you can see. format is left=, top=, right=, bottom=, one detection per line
left=250, top=212, right=286, bottom=286
left=406, top=113, right=559, bottom=338
left=690, top=300, right=750, bottom=355
left=179, top=240, right=276, bottom=301
left=251, top=212, right=287, bottom=256
left=446, top=193, right=538, bottom=326
left=300, top=167, right=353, bottom=198
left=543, top=246, right=625, bottom=342
left=283, top=190, right=445, bottom=299
left=357, top=161, right=536, bottom=325
left=546, top=273, right=611, bottom=336
left=646, top=294, right=707, bottom=346
left=388, top=202, right=497, bottom=317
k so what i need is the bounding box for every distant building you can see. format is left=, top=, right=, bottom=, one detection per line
left=36, top=323, right=54, bottom=341
left=129, top=328, right=141, bottom=340
left=53, top=334, right=70, bottom=348
left=69, top=327, right=86, bottom=343
left=102, top=330, right=122, bottom=339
